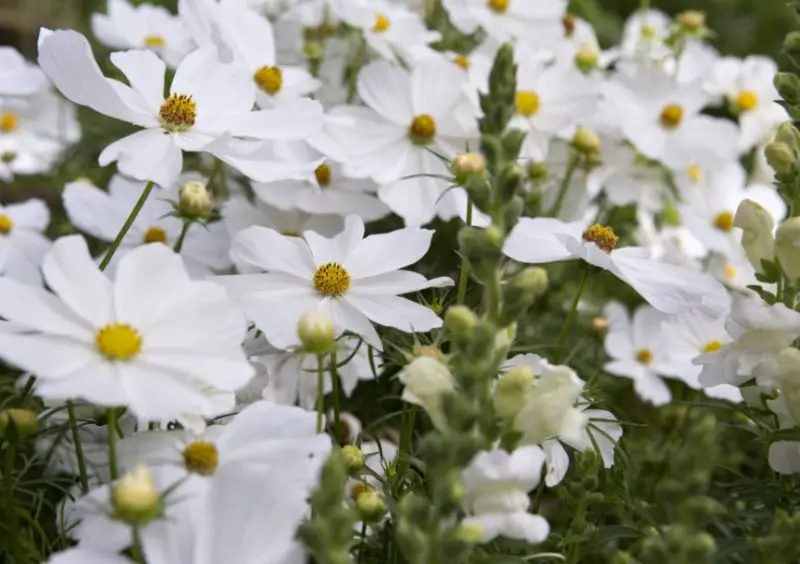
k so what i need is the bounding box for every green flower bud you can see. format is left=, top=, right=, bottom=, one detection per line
left=734, top=199, right=775, bottom=274
left=451, top=152, right=487, bottom=185
left=764, top=141, right=796, bottom=177
left=775, top=122, right=800, bottom=151
left=178, top=180, right=213, bottom=219
left=527, top=161, right=549, bottom=182
left=444, top=306, right=478, bottom=339
left=355, top=490, right=386, bottom=522
left=297, top=310, right=335, bottom=354
left=775, top=72, right=800, bottom=106
left=574, top=44, right=599, bottom=73
left=0, top=408, right=38, bottom=440
left=573, top=127, right=601, bottom=154
left=784, top=31, right=800, bottom=62
left=341, top=445, right=365, bottom=474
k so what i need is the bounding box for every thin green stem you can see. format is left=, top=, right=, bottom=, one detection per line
left=99, top=181, right=155, bottom=271
left=107, top=408, right=119, bottom=481
left=555, top=267, right=591, bottom=364
left=131, top=527, right=146, bottom=563
left=394, top=403, right=417, bottom=493
left=67, top=402, right=89, bottom=494
left=547, top=155, right=579, bottom=218
left=173, top=221, right=191, bottom=254
left=456, top=199, right=473, bottom=305
left=330, top=351, right=341, bottom=434
left=316, top=354, right=325, bottom=434
left=5, top=442, right=26, bottom=564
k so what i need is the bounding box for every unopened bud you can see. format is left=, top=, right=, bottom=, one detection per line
left=494, top=365, right=534, bottom=420
left=776, top=217, right=800, bottom=281
left=590, top=316, right=609, bottom=333
left=415, top=345, right=446, bottom=362
left=678, top=10, right=706, bottom=30
left=573, top=127, right=601, bottom=154
left=765, top=141, right=796, bottom=177
left=445, top=306, right=478, bottom=338
left=775, top=72, right=800, bottom=106
left=297, top=310, right=335, bottom=353
left=574, top=44, right=599, bottom=72
left=452, top=152, right=486, bottom=180
left=341, top=445, right=365, bottom=474
left=734, top=199, right=775, bottom=274
left=178, top=180, right=213, bottom=219
left=356, top=490, right=386, bottom=522
left=775, top=122, right=800, bottom=151
left=112, top=464, right=161, bottom=525
left=527, top=161, right=549, bottom=182
left=453, top=521, right=484, bottom=544
left=785, top=32, right=800, bottom=61
left=1, top=151, right=16, bottom=164
left=0, top=408, right=38, bottom=439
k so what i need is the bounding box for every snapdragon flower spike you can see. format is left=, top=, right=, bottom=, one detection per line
left=37, top=29, right=323, bottom=187
left=504, top=217, right=729, bottom=316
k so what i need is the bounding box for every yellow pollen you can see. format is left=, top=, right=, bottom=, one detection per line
left=582, top=224, right=618, bottom=253
left=636, top=348, right=653, bottom=366
left=159, top=93, right=196, bottom=132
left=660, top=104, right=684, bottom=129
left=687, top=164, right=703, bottom=183
left=0, top=112, right=18, bottom=133
left=563, top=13, right=576, bottom=37
left=0, top=214, right=13, bottom=235
left=96, top=323, right=142, bottom=361
left=515, top=91, right=541, bottom=117
left=713, top=211, right=734, bottom=232
left=454, top=54, right=471, bottom=70
left=641, top=24, right=656, bottom=39
left=254, top=66, right=283, bottom=96
left=143, top=226, right=168, bottom=244
left=409, top=114, right=437, bottom=145
left=143, top=35, right=166, bottom=48
left=373, top=13, right=390, bottom=32
left=724, top=264, right=737, bottom=280
left=488, top=0, right=510, bottom=13
left=182, top=441, right=219, bottom=475
left=313, top=262, right=351, bottom=297
left=736, top=90, right=759, bottom=112
left=315, top=163, right=332, bottom=186
left=703, top=340, right=722, bottom=353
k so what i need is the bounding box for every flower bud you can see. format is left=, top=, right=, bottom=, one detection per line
left=398, top=356, right=455, bottom=430
left=775, top=72, right=800, bottom=106
left=355, top=490, right=386, bottom=522
left=775, top=122, right=800, bottom=152
left=453, top=521, right=484, bottom=544
left=494, top=365, right=534, bottom=420
left=0, top=408, right=38, bottom=440
left=297, top=310, right=335, bottom=353
left=590, top=316, right=608, bottom=333
left=451, top=153, right=486, bottom=180
left=527, top=161, right=549, bottom=182
left=764, top=141, right=796, bottom=177
left=573, top=127, right=601, bottom=154
left=734, top=199, right=775, bottom=274
left=415, top=345, right=446, bottom=362
left=678, top=10, right=705, bottom=30
left=112, top=464, right=161, bottom=526
left=785, top=31, right=800, bottom=62
left=574, top=44, right=599, bottom=73
left=178, top=180, right=213, bottom=219
left=776, top=217, right=800, bottom=281
left=445, top=305, right=478, bottom=339
left=341, top=445, right=365, bottom=474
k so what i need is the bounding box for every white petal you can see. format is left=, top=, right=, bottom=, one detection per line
left=357, top=61, right=413, bottom=125
left=411, top=57, right=464, bottom=117
left=110, top=49, right=166, bottom=112
left=326, top=298, right=382, bottom=350
left=99, top=129, right=183, bottom=187
left=0, top=277, right=90, bottom=336
left=63, top=181, right=127, bottom=240
left=5, top=199, right=49, bottom=231
left=47, top=549, right=133, bottom=564
left=503, top=217, right=578, bottom=264
left=231, top=226, right=316, bottom=278
left=345, top=294, right=443, bottom=333
left=345, top=227, right=434, bottom=279
left=0, top=333, right=98, bottom=381
left=171, top=45, right=255, bottom=115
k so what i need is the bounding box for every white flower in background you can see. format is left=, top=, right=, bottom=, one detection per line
left=323, top=58, right=480, bottom=226
left=511, top=57, right=601, bottom=161
left=504, top=218, right=729, bottom=316
left=588, top=142, right=668, bottom=213
left=0, top=236, right=254, bottom=421
left=0, top=199, right=52, bottom=285
left=398, top=355, right=456, bottom=429
left=0, top=47, right=46, bottom=96
left=460, top=446, right=550, bottom=544
left=633, top=210, right=705, bottom=266
left=214, top=3, right=320, bottom=108
left=616, top=9, right=671, bottom=62
left=219, top=215, right=452, bottom=350
left=0, top=89, right=81, bottom=181
left=37, top=29, right=323, bottom=187
left=696, top=293, right=800, bottom=388
left=63, top=175, right=231, bottom=277
left=442, top=0, right=565, bottom=45
left=706, top=55, right=787, bottom=150
left=706, top=248, right=761, bottom=292
left=91, top=0, right=194, bottom=67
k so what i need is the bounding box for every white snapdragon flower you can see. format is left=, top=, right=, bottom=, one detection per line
left=398, top=355, right=456, bottom=429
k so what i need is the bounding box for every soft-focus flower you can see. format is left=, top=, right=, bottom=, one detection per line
left=0, top=47, right=46, bottom=96
left=0, top=199, right=52, bottom=285
left=398, top=355, right=455, bottom=429
left=442, top=0, right=565, bottom=45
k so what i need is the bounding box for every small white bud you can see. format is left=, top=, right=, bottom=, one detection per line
left=112, top=464, right=161, bottom=525
left=297, top=310, right=335, bottom=353
left=178, top=180, right=213, bottom=219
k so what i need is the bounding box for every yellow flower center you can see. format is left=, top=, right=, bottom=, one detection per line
left=282, top=230, right=300, bottom=237
left=143, top=35, right=166, bottom=48
left=703, top=340, right=722, bottom=353
left=563, top=13, right=576, bottom=37
left=736, top=90, right=759, bottom=113
left=488, top=0, right=510, bottom=13
left=409, top=114, right=437, bottom=145
left=0, top=151, right=15, bottom=164
left=582, top=224, right=618, bottom=253
left=373, top=14, right=390, bottom=32
left=687, top=163, right=703, bottom=183
left=515, top=91, right=540, bottom=117
left=0, top=214, right=13, bottom=235
left=724, top=264, right=737, bottom=280
left=636, top=348, right=653, bottom=366
left=159, top=93, right=196, bottom=132
left=182, top=440, right=219, bottom=475
left=315, top=163, right=332, bottom=186
left=641, top=24, right=656, bottom=39
left=254, top=66, right=283, bottom=96
left=96, top=323, right=142, bottom=361
left=713, top=211, right=734, bottom=232
left=660, top=104, right=684, bottom=129
left=143, top=226, right=168, bottom=244
left=454, top=54, right=471, bottom=70
left=0, top=112, right=18, bottom=133
left=313, top=262, right=351, bottom=297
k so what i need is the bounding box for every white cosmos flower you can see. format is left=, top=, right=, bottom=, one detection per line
left=63, top=175, right=231, bottom=277
left=37, top=29, right=323, bottom=187
left=0, top=47, right=46, bottom=96
left=504, top=217, right=729, bottom=316
left=0, top=199, right=52, bottom=285
left=91, top=0, right=194, bottom=68
left=616, top=9, right=671, bottom=62
left=0, top=236, right=254, bottom=421
left=218, top=215, right=453, bottom=350
left=588, top=141, right=668, bottom=214
left=442, top=0, right=566, bottom=45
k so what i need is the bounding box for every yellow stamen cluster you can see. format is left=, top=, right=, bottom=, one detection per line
left=724, top=264, right=737, bottom=280
left=454, top=54, right=471, bottom=70
left=373, top=14, right=390, bottom=32
left=315, top=163, right=332, bottom=186
left=409, top=114, right=437, bottom=145
left=713, top=211, right=734, bottom=232
left=96, top=323, right=142, bottom=361
left=641, top=24, right=656, bottom=39
left=582, top=224, right=618, bottom=253
left=182, top=441, right=219, bottom=475
left=636, top=348, right=654, bottom=366
left=254, top=66, right=283, bottom=96
left=515, top=91, right=541, bottom=117
left=313, top=262, right=351, bottom=297
left=488, top=0, right=510, bottom=13
left=703, top=340, right=722, bottom=353
left=0, top=112, right=18, bottom=133
left=660, top=104, right=684, bottom=129
left=143, top=226, right=168, bottom=244
left=0, top=214, right=13, bottom=235
left=687, top=163, right=703, bottom=183
left=736, top=90, right=759, bottom=113
left=143, top=35, right=166, bottom=48
left=159, top=94, right=196, bottom=132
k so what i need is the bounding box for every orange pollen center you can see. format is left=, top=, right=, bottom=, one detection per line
left=736, top=90, right=758, bottom=112
left=488, top=0, right=510, bottom=13
left=582, top=224, right=618, bottom=253
left=315, top=163, right=332, bottom=186
left=660, top=104, right=684, bottom=129
left=409, top=114, right=437, bottom=145
left=0, top=112, right=18, bottom=133
left=713, top=212, right=734, bottom=232
left=254, top=66, right=283, bottom=95
left=144, top=35, right=166, bottom=48
left=373, top=14, right=390, bottom=32
left=454, top=54, right=471, bottom=70
left=159, top=93, right=196, bottom=132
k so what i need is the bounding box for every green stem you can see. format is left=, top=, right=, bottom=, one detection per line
left=67, top=402, right=89, bottom=494
left=173, top=221, right=191, bottom=254
left=456, top=199, right=473, bottom=305
left=330, top=351, right=341, bottom=434
left=316, top=354, right=325, bottom=434
left=107, top=408, right=119, bottom=481
left=357, top=520, right=368, bottom=563
left=99, top=180, right=155, bottom=271
left=547, top=155, right=579, bottom=218
left=555, top=267, right=591, bottom=364
left=131, top=527, right=146, bottom=563
left=5, top=442, right=25, bottom=564
left=394, top=403, right=417, bottom=492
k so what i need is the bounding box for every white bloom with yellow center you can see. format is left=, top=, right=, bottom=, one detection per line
left=616, top=8, right=671, bottom=62
left=442, top=0, right=566, bottom=45
left=0, top=47, right=46, bottom=96
left=37, top=29, right=323, bottom=187
left=0, top=235, right=254, bottom=421
left=63, top=175, right=231, bottom=277
left=0, top=199, right=52, bottom=286
left=219, top=215, right=453, bottom=350
left=92, top=0, right=194, bottom=68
